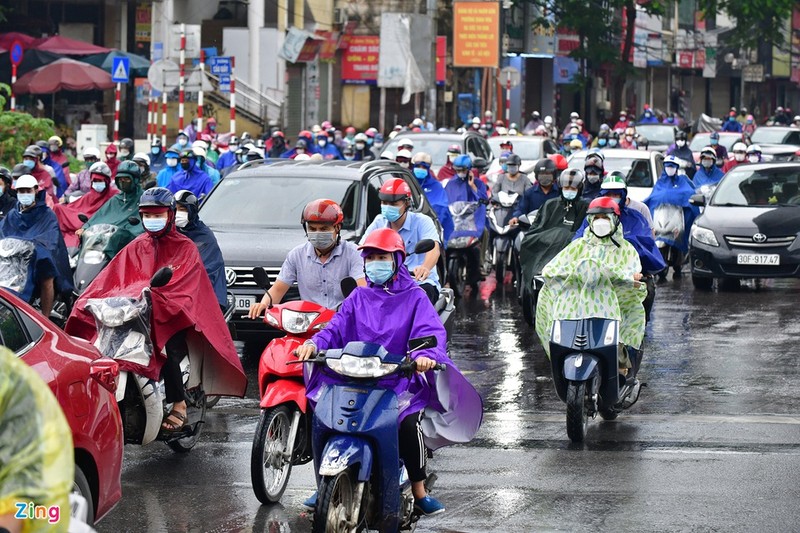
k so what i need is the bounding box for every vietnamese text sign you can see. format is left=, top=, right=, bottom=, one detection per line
left=342, top=35, right=380, bottom=84
left=453, top=2, right=500, bottom=68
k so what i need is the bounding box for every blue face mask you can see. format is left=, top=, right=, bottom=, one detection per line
left=598, top=139, right=607, bottom=146
left=17, top=193, right=35, bottom=206
left=151, top=147, right=161, bottom=155
left=143, top=217, right=168, bottom=233
left=563, top=190, right=578, bottom=201
left=23, top=159, right=35, bottom=170
left=365, top=260, right=395, bottom=285
left=710, top=138, right=719, bottom=145
left=608, top=140, right=618, bottom=147
left=381, top=204, right=402, bottom=222
left=412, top=167, right=428, bottom=181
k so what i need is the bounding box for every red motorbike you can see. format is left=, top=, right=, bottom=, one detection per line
left=249, top=268, right=336, bottom=504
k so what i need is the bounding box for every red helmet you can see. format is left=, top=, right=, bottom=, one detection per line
left=587, top=196, right=620, bottom=216
left=358, top=228, right=406, bottom=258
left=548, top=153, right=568, bottom=171
left=447, top=144, right=462, bottom=154
left=378, top=178, right=412, bottom=203
left=345, top=126, right=356, bottom=135
left=301, top=199, right=344, bottom=226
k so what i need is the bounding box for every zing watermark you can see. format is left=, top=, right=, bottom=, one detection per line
left=13, top=502, right=61, bottom=524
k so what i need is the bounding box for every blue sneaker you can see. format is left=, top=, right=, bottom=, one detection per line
left=414, top=495, right=445, bottom=516
left=303, top=491, right=318, bottom=510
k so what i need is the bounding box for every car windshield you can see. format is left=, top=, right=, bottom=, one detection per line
left=200, top=176, right=360, bottom=229
left=487, top=138, right=542, bottom=160
left=751, top=129, right=790, bottom=144
left=712, top=167, right=800, bottom=207
left=383, top=137, right=456, bottom=166
left=569, top=154, right=654, bottom=187
left=689, top=134, right=739, bottom=152
left=635, top=125, right=675, bottom=145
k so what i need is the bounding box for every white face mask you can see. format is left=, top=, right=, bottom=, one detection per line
left=701, top=159, right=714, bottom=169
left=175, top=211, right=190, bottom=228
left=665, top=166, right=678, bottom=176
left=448, top=154, right=457, bottom=163
left=734, top=153, right=746, bottom=162
left=91, top=181, right=106, bottom=192
left=119, top=149, right=130, bottom=157
left=748, top=155, right=760, bottom=163
left=591, top=218, right=613, bottom=237
left=166, top=158, right=178, bottom=167
left=676, top=140, right=686, bottom=147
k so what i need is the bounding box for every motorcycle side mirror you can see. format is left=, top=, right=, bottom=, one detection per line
left=252, top=267, right=272, bottom=291
left=341, top=277, right=358, bottom=298
left=473, top=157, right=487, bottom=170
left=413, top=239, right=436, bottom=255
left=150, top=266, right=173, bottom=288
left=408, top=335, right=437, bottom=352
left=689, top=193, right=706, bottom=206
left=77, top=213, right=89, bottom=223
left=128, top=216, right=141, bottom=226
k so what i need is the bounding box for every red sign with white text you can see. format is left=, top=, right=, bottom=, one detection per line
left=342, top=35, right=380, bottom=84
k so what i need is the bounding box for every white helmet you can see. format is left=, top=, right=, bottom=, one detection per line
left=396, top=149, right=413, bottom=160
left=544, top=115, right=553, bottom=125
left=82, top=146, right=101, bottom=159
left=15, top=174, right=39, bottom=189
left=746, top=144, right=761, bottom=154
left=398, top=139, right=414, bottom=151
left=132, top=152, right=151, bottom=166
left=731, top=142, right=747, bottom=153
left=192, top=139, right=209, bottom=150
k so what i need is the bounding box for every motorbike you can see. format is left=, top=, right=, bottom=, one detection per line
left=486, top=191, right=521, bottom=284
left=73, top=214, right=139, bottom=296
left=85, top=267, right=228, bottom=453
left=305, top=336, right=444, bottom=533
left=652, top=203, right=686, bottom=276
left=445, top=200, right=486, bottom=298
left=249, top=267, right=336, bottom=505
left=546, top=259, right=645, bottom=443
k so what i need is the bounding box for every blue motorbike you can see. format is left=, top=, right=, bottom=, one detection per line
left=305, top=336, right=443, bottom=533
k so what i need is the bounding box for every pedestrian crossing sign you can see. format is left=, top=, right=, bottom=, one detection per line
left=112, top=56, right=130, bottom=83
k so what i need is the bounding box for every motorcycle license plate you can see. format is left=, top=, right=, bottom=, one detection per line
left=235, top=295, right=256, bottom=311
left=736, top=254, right=780, bottom=266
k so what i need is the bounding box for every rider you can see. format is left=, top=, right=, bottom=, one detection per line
left=156, top=146, right=182, bottom=187
left=21, top=145, right=57, bottom=202
left=436, top=144, right=463, bottom=181
left=694, top=147, right=725, bottom=189
left=150, top=138, right=167, bottom=174
left=493, top=153, right=532, bottom=223
left=166, top=149, right=214, bottom=199
left=295, top=228, right=482, bottom=517
left=709, top=131, right=728, bottom=164
left=0, top=167, right=15, bottom=220
left=353, top=133, right=375, bottom=161
left=746, top=144, right=763, bottom=164
left=723, top=142, right=748, bottom=173
left=581, top=151, right=606, bottom=201
left=362, top=179, right=443, bottom=304
left=666, top=131, right=695, bottom=178
left=0, top=174, right=73, bottom=316
left=248, top=199, right=366, bottom=317
left=508, top=158, right=560, bottom=226
left=66, top=188, right=247, bottom=435
left=54, top=161, right=116, bottom=249
left=410, top=152, right=454, bottom=243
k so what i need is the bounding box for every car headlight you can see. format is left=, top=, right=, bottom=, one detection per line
left=326, top=354, right=399, bottom=378
left=282, top=309, right=319, bottom=334
left=691, top=225, right=719, bottom=247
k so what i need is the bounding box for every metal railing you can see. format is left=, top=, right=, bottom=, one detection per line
left=205, top=70, right=283, bottom=126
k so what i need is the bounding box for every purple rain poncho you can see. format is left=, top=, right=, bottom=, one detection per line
left=306, top=252, right=483, bottom=450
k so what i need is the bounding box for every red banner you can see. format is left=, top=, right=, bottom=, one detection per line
left=678, top=51, right=694, bottom=69
left=342, top=35, right=380, bottom=84
left=437, top=36, right=446, bottom=83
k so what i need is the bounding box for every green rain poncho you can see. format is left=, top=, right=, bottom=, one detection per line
left=0, top=347, right=73, bottom=532
left=81, top=177, right=144, bottom=258
left=535, top=226, right=647, bottom=358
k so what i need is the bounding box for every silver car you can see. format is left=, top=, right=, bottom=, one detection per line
left=567, top=149, right=664, bottom=202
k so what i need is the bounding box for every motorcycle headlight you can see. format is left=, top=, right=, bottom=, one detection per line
left=691, top=225, right=719, bottom=247
left=83, top=250, right=106, bottom=265
left=281, top=309, right=319, bottom=334
left=326, top=354, right=399, bottom=378
left=100, top=306, right=126, bottom=327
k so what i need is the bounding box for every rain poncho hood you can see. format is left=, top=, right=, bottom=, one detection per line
left=693, top=164, right=725, bottom=189
left=0, top=347, right=73, bottom=533
left=445, top=175, right=488, bottom=239
left=644, top=172, right=700, bottom=252
left=66, top=229, right=246, bottom=396
left=165, top=160, right=213, bottom=198
left=315, top=142, right=342, bottom=160
left=0, top=192, right=74, bottom=299
left=535, top=230, right=647, bottom=356
left=306, top=257, right=483, bottom=450
left=177, top=202, right=227, bottom=307
left=417, top=173, right=454, bottom=243
left=155, top=165, right=180, bottom=188
left=54, top=175, right=116, bottom=248
left=43, top=156, right=67, bottom=198
left=82, top=176, right=144, bottom=258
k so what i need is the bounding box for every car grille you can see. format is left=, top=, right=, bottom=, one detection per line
left=225, top=266, right=282, bottom=288
left=724, top=235, right=796, bottom=249
left=721, top=264, right=800, bottom=277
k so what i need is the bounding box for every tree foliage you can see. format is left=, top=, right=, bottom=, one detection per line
left=697, top=0, right=795, bottom=50
left=0, top=84, right=56, bottom=166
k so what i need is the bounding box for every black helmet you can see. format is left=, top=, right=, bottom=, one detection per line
left=179, top=149, right=196, bottom=160
left=296, top=139, right=307, bottom=149
left=115, top=160, right=142, bottom=181
left=151, top=138, right=162, bottom=147
left=506, top=154, right=522, bottom=166
left=636, top=135, right=649, bottom=148
left=11, top=164, right=28, bottom=179
left=534, top=158, right=556, bottom=175
left=23, top=145, right=42, bottom=159
left=139, top=187, right=176, bottom=210
left=675, top=130, right=688, bottom=141
left=174, top=189, right=198, bottom=208
left=119, top=138, right=135, bottom=151
left=0, top=166, right=11, bottom=186
left=597, top=129, right=609, bottom=139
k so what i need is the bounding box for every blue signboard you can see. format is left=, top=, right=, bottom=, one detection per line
left=209, top=56, right=232, bottom=92
left=111, top=56, right=130, bottom=83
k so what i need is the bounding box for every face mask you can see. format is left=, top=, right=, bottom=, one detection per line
left=586, top=172, right=601, bottom=184
left=501, top=164, right=508, bottom=173
left=563, top=190, right=577, bottom=201
left=608, top=140, right=618, bottom=147
left=178, top=139, right=188, bottom=147
left=701, top=160, right=714, bottom=169
left=748, top=155, right=760, bottom=163
left=91, top=181, right=106, bottom=192
left=180, top=161, right=191, bottom=171
left=665, top=166, right=678, bottom=176
left=734, top=153, right=746, bottom=162
left=355, top=143, right=365, bottom=150
left=711, top=138, right=719, bottom=146
left=49, top=144, right=59, bottom=152
left=151, top=147, right=161, bottom=155
left=610, top=197, right=622, bottom=205
left=365, top=260, right=395, bottom=285
left=729, top=117, right=735, bottom=122
left=374, top=142, right=383, bottom=149
left=538, top=175, right=554, bottom=187
left=625, top=136, right=633, bottom=142
left=381, top=204, right=403, bottom=222
left=119, top=149, right=130, bottom=157
left=413, top=167, right=428, bottom=180
left=344, top=155, right=355, bottom=161
left=317, top=139, right=327, bottom=148
left=143, top=217, right=168, bottom=233
left=619, top=117, right=626, bottom=122
left=85, top=160, right=97, bottom=168
left=645, top=113, right=651, bottom=118
left=106, top=153, right=116, bottom=160
left=18, top=193, right=35, bottom=206
left=571, top=118, right=577, bottom=124
left=210, top=125, right=216, bottom=131
left=506, top=165, right=519, bottom=175
left=456, top=171, right=469, bottom=180
left=676, top=140, right=686, bottom=147
left=398, top=161, right=409, bottom=169
left=591, top=218, right=613, bottom=237
left=448, top=154, right=457, bottom=163
left=175, top=211, right=190, bottom=228
left=23, top=159, right=35, bottom=170
left=307, top=230, right=336, bottom=250
left=166, top=158, right=178, bottom=167
left=598, top=139, right=607, bottom=146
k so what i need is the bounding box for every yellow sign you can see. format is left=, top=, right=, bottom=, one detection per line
left=453, top=2, right=500, bottom=68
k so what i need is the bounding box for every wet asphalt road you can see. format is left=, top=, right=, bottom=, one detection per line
left=98, top=278, right=800, bottom=532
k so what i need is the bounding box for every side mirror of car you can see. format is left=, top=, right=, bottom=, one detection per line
left=252, top=267, right=272, bottom=291
left=77, top=213, right=89, bottom=223
left=340, top=277, right=358, bottom=299
left=413, top=239, right=436, bottom=255
left=689, top=193, right=706, bottom=206
left=150, top=267, right=173, bottom=288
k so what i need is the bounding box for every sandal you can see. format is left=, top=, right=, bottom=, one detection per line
left=161, top=409, right=188, bottom=433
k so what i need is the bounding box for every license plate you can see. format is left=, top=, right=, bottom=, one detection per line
left=235, top=295, right=256, bottom=311
left=736, top=254, right=780, bottom=265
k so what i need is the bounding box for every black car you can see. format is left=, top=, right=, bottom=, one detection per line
left=199, top=159, right=445, bottom=342
left=689, top=162, right=800, bottom=289
left=382, top=131, right=494, bottom=175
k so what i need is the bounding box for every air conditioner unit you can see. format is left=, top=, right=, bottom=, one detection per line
left=334, top=8, right=347, bottom=25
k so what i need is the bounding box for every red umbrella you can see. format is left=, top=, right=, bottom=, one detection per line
left=13, top=58, right=114, bottom=94
left=0, top=32, right=37, bottom=49
left=32, top=35, right=110, bottom=55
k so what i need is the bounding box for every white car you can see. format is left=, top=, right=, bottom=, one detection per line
left=567, top=149, right=664, bottom=202
left=486, top=136, right=560, bottom=185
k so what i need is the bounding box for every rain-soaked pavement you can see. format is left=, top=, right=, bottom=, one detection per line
left=98, top=278, right=800, bottom=532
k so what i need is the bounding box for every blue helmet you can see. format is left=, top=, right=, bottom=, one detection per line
left=453, top=154, right=472, bottom=170
left=710, top=131, right=720, bottom=140
left=139, top=187, right=176, bottom=211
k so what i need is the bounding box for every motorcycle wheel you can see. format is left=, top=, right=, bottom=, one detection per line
left=447, top=257, right=465, bottom=298
left=251, top=405, right=295, bottom=504
left=566, top=382, right=588, bottom=443
left=495, top=251, right=506, bottom=283
left=205, top=395, right=221, bottom=408
left=599, top=407, right=619, bottom=421
left=313, top=469, right=358, bottom=533
left=167, top=387, right=207, bottom=453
